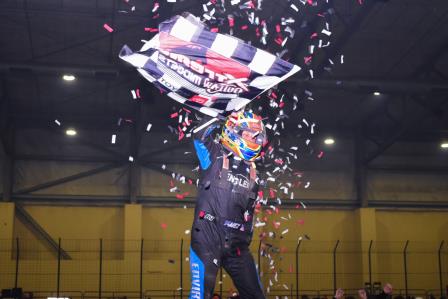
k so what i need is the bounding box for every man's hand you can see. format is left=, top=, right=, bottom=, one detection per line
left=335, top=288, right=344, bottom=299
left=383, top=283, right=393, bottom=295
left=358, top=289, right=367, bottom=299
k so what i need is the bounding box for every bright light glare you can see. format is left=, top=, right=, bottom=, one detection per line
left=373, top=91, right=381, bottom=96
left=65, top=129, right=77, bottom=136
left=324, top=138, right=335, bottom=145
left=441, top=142, right=448, bottom=149
left=62, top=74, right=76, bottom=81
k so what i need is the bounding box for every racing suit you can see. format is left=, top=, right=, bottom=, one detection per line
left=188, top=117, right=265, bottom=299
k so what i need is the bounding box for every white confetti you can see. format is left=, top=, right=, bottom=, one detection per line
left=111, top=134, right=116, bottom=144
left=54, top=119, right=61, bottom=126
left=128, top=156, right=134, bottom=162
left=146, top=123, right=152, bottom=132
left=282, top=229, right=289, bottom=235
left=321, top=29, right=332, bottom=36
left=255, top=222, right=266, bottom=227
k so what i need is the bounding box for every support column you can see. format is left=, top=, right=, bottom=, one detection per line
left=0, top=202, right=15, bottom=252
left=124, top=204, right=142, bottom=257
left=357, top=208, right=377, bottom=286
left=354, top=132, right=368, bottom=207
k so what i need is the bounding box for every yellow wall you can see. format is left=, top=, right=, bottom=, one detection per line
left=1, top=204, right=447, bottom=298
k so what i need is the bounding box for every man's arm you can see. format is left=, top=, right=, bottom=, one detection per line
left=193, top=115, right=221, bottom=170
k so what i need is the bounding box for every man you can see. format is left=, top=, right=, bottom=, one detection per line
left=188, top=111, right=267, bottom=299
left=359, top=283, right=393, bottom=299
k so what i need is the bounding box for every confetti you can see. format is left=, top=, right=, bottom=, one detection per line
left=54, top=119, right=61, bottom=126
left=103, top=24, right=114, bottom=33
left=111, top=134, right=116, bottom=144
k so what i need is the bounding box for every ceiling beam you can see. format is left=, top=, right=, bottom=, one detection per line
left=364, top=96, right=448, bottom=164
left=14, top=162, right=125, bottom=195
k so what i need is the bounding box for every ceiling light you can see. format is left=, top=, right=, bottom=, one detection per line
left=373, top=91, right=381, bottom=96
left=324, top=138, right=335, bottom=145
left=65, top=128, right=77, bottom=136
left=441, top=142, right=448, bottom=149
left=62, top=74, right=76, bottom=81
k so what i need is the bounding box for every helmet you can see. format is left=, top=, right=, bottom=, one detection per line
left=220, top=111, right=267, bottom=161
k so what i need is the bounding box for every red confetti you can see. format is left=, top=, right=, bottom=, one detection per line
left=317, top=151, right=324, bottom=159
left=160, top=223, right=167, bottom=229
left=241, top=25, right=248, bottom=30
left=310, top=32, right=318, bottom=39
left=136, top=89, right=141, bottom=98
left=144, top=28, right=159, bottom=33
left=170, top=112, right=179, bottom=118
left=103, top=24, right=114, bottom=33
left=211, top=27, right=219, bottom=33
left=176, top=194, right=185, bottom=200
left=279, top=101, right=285, bottom=108
left=274, top=37, right=284, bottom=45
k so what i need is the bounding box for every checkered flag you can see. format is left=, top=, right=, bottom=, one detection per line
left=120, top=13, right=300, bottom=117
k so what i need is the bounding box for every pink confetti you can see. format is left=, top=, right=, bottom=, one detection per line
left=304, top=56, right=312, bottom=64
left=211, top=27, right=219, bottom=33
left=228, top=15, right=235, bottom=27
left=297, top=219, right=305, bottom=225
left=103, top=24, right=114, bottom=33
left=152, top=2, right=159, bottom=12
left=170, top=112, right=179, bottom=118
left=310, top=32, right=318, bottom=39
left=161, top=223, right=167, bottom=229
left=241, top=25, right=248, bottom=30
left=275, top=24, right=281, bottom=33
left=317, top=151, right=324, bottom=159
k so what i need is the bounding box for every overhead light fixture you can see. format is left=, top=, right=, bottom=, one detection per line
left=324, top=138, right=335, bottom=145
left=62, top=74, right=76, bottom=81
left=373, top=91, right=381, bottom=96
left=441, top=142, right=448, bottom=149
left=65, top=128, right=77, bottom=136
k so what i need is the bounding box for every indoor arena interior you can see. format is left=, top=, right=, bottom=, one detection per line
left=0, top=0, right=447, bottom=299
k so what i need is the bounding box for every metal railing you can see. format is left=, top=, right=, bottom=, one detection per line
left=0, top=239, right=447, bottom=299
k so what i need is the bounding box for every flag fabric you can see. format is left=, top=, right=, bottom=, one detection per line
left=119, top=13, right=300, bottom=117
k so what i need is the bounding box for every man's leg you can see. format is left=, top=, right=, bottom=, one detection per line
left=189, top=246, right=220, bottom=299
left=222, top=248, right=266, bottom=299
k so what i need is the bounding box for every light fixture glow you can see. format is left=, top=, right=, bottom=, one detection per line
left=324, top=138, right=335, bottom=145
left=373, top=91, right=381, bottom=96
left=62, top=74, right=76, bottom=81
left=65, top=129, right=77, bottom=136
left=441, top=142, right=448, bottom=149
